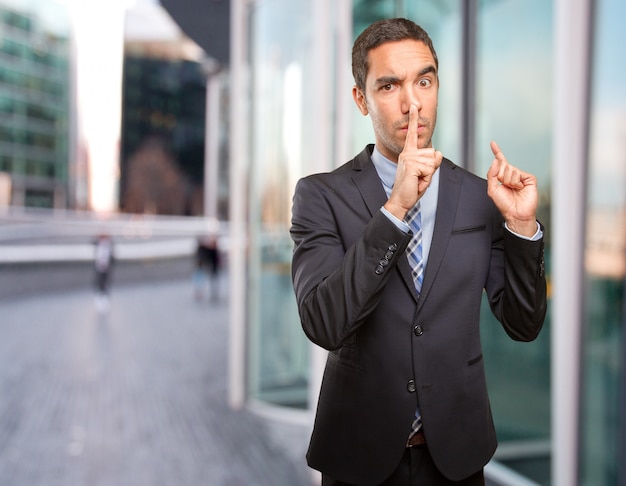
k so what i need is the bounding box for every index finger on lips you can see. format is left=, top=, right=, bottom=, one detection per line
left=403, top=104, right=418, bottom=150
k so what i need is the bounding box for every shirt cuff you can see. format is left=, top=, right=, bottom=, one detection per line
left=380, top=207, right=411, bottom=233
left=504, top=221, right=543, bottom=241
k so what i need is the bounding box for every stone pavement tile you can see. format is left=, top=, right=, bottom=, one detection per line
left=0, top=277, right=313, bottom=486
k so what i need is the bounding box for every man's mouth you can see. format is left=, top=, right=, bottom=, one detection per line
left=399, top=125, right=425, bottom=132
left=398, top=122, right=427, bottom=130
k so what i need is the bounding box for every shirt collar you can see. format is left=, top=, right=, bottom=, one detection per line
left=370, top=146, right=397, bottom=193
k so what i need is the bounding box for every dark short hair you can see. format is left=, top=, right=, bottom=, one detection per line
left=352, top=18, right=439, bottom=92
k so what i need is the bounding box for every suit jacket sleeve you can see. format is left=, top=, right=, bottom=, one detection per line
left=290, top=174, right=411, bottom=350
left=487, top=224, right=547, bottom=341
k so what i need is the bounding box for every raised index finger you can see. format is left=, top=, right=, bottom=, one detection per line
left=490, top=140, right=504, bottom=160
left=403, top=104, right=419, bottom=150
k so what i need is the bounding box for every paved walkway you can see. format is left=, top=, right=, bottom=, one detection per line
left=0, top=274, right=312, bottom=486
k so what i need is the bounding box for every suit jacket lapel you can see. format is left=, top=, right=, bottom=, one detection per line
left=350, top=145, right=419, bottom=301
left=350, top=145, right=388, bottom=216
left=418, top=159, right=462, bottom=308
left=393, top=161, right=464, bottom=305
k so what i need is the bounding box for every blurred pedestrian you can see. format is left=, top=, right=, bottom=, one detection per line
left=93, top=233, right=114, bottom=312
left=193, top=234, right=220, bottom=301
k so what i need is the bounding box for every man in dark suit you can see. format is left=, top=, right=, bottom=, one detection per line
left=290, top=18, right=547, bottom=485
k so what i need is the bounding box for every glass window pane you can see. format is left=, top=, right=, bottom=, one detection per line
left=476, top=1, right=553, bottom=482
left=247, top=0, right=316, bottom=408
left=580, top=0, right=626, bottom=483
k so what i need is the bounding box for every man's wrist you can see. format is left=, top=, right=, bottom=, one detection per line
left=504, top=221, right=542, bottom=241
left=380, top=207, right=411, bottom=233
left=383, top=201, right=410, bottom=221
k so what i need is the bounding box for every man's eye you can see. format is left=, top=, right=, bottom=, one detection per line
left=418, top=79, right=432, bottom=88
left=381, top=84, right=393, bottom=91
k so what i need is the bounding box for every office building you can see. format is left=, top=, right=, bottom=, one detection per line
left=0, top=0, right=71, bottom=208
left=121, top=1, right=224, bottom=217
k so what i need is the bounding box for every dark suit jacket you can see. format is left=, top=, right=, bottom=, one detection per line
left=290, top=145, right=547, bottom=485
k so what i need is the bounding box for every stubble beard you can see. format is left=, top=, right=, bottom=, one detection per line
left=372, top=115, right=436, bottom=159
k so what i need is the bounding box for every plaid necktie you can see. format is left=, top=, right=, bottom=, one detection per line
left=405, top=202, right=424, bottom=293
left=405, top=202, right=424, bottom=442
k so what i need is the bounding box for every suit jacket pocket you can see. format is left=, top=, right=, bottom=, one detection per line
left=452, top=224, right=486, bottom=235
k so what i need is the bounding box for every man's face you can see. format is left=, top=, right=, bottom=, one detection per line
left=353, top=39, right=439, bottom=162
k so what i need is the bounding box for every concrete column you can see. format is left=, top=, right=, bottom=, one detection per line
left=228, top=0, right=250, bottom=410
left=552, top=0, right=593, bottom=484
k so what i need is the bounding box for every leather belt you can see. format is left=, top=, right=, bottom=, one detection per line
left=406, top=430, right=426, bottom=448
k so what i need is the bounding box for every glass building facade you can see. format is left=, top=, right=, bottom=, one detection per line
left=231, top=0, right=625, bottom=483
left=0, top=0, right=70, bottom=208
left=580, top=0, right=625, bottom=484
left=243, top=0, right=332, bottom=408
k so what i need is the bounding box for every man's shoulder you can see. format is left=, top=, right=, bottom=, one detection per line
left=299, top=145, right=374, bottom=182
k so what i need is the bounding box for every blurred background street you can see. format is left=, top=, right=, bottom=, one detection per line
left=0, top=262, right=312, bottom=486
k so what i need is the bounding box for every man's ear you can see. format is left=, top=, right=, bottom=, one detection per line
left=352, top=86, right=369, bottom=115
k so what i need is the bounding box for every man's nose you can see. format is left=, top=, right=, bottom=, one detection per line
left=401, top=88, right=422, bottom=113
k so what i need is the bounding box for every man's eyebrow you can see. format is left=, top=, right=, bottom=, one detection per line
left=374, top=76, right=400, bottom=86
left=419, top=65, right=437, bottom=77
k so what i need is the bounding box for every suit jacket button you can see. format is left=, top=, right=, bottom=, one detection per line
left=407, top=379, right=416, bottom=393
left=388, top=243, right=398, bottom=252
left=413, top=325, right=424, bottom=336
left=375, top=265, right=384, bottom=275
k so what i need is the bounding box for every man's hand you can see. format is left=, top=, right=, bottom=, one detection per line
left=385, top=105, right=442, bottom=220
left=487, top=141, right=539, bottom=237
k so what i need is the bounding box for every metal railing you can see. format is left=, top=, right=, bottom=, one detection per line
left=0, top=206, right=229, bottom=263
